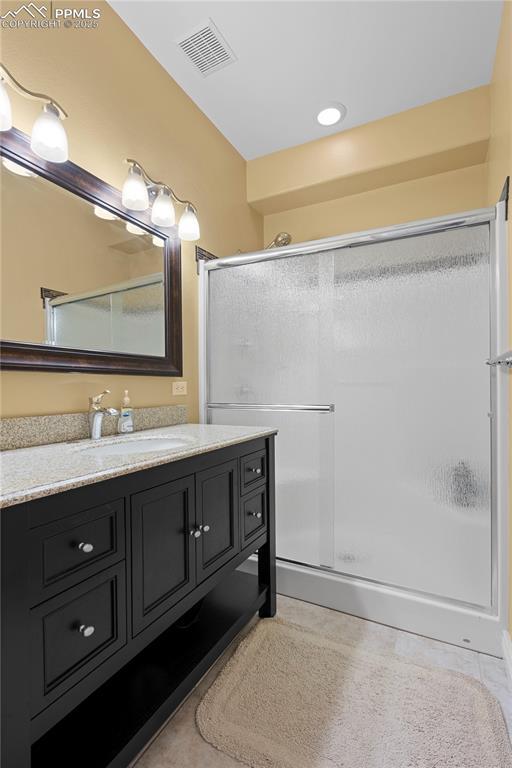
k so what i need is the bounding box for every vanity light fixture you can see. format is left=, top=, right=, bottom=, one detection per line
left=1, top=157, right=36, bottom=177
left=152, top=235, right=165, bottom=247
left=122, top=159, right=200, bottom=242
left=0, top=63, right=68, bottom=162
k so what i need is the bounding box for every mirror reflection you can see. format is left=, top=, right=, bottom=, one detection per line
left=0, top=160, right=167, bottom=357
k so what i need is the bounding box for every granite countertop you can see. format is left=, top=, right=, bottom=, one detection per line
left=0, top=424, right=278, bottom=509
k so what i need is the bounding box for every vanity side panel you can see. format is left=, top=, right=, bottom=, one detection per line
left=1, top=503, right=31, bottom=768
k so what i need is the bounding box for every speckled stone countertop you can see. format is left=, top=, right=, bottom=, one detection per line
left=0, top=424, right=277, bottom=509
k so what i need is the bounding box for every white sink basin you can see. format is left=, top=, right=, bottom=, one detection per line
left=83, top=437, right=193, bottom=457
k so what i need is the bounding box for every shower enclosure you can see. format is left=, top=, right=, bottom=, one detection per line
left=200, top=205, right=509, bottom=655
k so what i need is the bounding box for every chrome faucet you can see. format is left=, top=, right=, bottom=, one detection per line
left=88, top=390, right=119, bottom=440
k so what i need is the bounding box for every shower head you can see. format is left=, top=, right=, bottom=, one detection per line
left=265, top=232, right=292, bottom=249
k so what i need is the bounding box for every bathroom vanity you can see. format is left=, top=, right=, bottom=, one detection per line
left=0, top=424, right=276, bottom=768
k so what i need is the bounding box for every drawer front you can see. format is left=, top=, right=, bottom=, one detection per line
left=29, top=500, right=125, bottom=604
left=242, top=487, right=267, bottom=546
left=31, top=564, right=126, bottom=715
left=196, top=460, right=240, bottom=582
left=240, top=449, right=267, bottom=495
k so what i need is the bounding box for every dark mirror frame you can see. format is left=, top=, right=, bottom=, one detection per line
left=0, top=127, right=182, bottom=377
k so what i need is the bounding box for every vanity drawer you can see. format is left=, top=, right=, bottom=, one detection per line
left=31, top=564, right=126, bottom=715
left=240, top=449, right=267, bottom=495
left=241, top=486, right=267, bottom=546
left=29, top=499, right=125, bottom=604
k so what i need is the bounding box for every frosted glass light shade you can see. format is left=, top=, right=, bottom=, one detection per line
left=0, top=81, right=12, bottom=131
left=178, top=205, right=200, bottom=241
left=152, top=235, right=165, bottom=247
left=126, top=222, right=146, bottom=235
left=30, top=104, right=68, bottom=162
left=2, top=157, right=36, bottom=177
left=151, top=188, right=175, bottom=227
left=122, top=166, right=149, bottom=211
left=94, top=205, right=117, bottom=221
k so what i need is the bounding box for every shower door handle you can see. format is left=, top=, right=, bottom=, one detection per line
left=207, top=403, right=335, bottom=413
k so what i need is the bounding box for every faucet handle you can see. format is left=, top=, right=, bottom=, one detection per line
left=89, top=389, right=111, bottom=411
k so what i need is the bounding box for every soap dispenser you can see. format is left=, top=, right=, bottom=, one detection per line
left=118, top=390, right=134, bottom=434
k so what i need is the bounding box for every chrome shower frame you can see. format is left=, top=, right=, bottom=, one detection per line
left=199, top=205, right=509, bottom=655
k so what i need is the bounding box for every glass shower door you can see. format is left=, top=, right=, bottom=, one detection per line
left=331, top=225, right=491, bottom=606
left=207, top=253, right=336, bottom=569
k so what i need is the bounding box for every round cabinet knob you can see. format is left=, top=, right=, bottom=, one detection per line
left=202, top=525, right=210, bottom=533
left=250, top=467, right=262, bottom=475
left=249, top=511, right=262, bottom=519
left=190, top=528, right=202, bottom=538
left=78, top=542, right=94, bottom=554
left=79, top=624, right=95, bottom=638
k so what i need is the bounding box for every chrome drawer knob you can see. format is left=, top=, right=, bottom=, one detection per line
left=79, top=624, right=95, bottom=638
left=78, top=542, right=94, bottom=554
left=202, top=524, right=210, bottom=533
left=249, top=511, right=262, bottom=519
left=190, top=528, right=202, bottom=538
left=250, top=467, right=262, bottom=475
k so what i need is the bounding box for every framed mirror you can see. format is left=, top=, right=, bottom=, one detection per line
left=0, top=127, right=182, bottom=376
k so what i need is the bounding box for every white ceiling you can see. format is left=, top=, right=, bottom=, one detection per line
left=110, top=0, right=503, bottom=160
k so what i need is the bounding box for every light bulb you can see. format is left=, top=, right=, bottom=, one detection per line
left=2, top=157, right=36, bottom=177
left=0, top=80, right=12, bottom=131
left=122, top=165, right=149, bottom=211
left=94, top=205, right=117, bottom=221
left=152, top=235, right=165, bottom=247
left=30, top=103, right=68, bottom=162
left=151, top=188, right=175, bottom=227
left=178, top=204, right=200, bottom=241
left=126, top=222, right=146, bottom=235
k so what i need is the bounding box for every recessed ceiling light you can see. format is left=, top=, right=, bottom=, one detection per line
left=317, top=103, right=347, bottom=127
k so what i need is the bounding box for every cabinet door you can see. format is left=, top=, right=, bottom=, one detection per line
left=195, top=460, right=239, bottom=582
left=131, top=476, right=196, bottom=636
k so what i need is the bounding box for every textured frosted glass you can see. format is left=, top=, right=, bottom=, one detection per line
left=51, top=282, right=164, bottom=355
left=209, top=407, right=335, bottom=568
left=331, top=225, right=491, bottom=606
left=207, top=224, right=492, bottom=607
left=208, top=254, right=333, bottom=404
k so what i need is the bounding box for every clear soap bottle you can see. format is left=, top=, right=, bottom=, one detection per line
left=118, top=389, right=134, bottom=433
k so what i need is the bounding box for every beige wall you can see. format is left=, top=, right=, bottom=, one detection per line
left=0, top=0, right=263, bottom=420
left=248, top=87, right=490, bottom=215
left=264, top=164, right=488, bottom=245
left=486, top=1, right=512, bottom=633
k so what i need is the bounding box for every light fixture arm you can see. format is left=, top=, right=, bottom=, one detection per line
left=125, top=158, right=197, bottom=213
left=0, top=63, right=68, bottom=119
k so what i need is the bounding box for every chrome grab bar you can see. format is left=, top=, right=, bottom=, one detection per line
left=487, top=351, right=512, bottom=368
left=207, top=403, right=335, bottom=413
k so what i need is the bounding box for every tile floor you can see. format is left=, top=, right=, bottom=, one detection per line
left=133, top=594, right=512, bottom=767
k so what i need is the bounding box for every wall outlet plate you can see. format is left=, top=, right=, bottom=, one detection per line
left=172, top=381, right=188, bottom=396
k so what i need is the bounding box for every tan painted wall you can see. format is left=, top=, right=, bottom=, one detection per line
left=486, top=1, right=512, bottom=633
left=248, top=87, right=490, bottom=215
left=264, top=164, right=488, bottom=245
left=0, top=0, right=263, bottom=420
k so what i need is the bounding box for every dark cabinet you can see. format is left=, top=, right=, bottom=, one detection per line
left=2, top=434, right=276, bottom=768
left=131, top=476, right=196, bottom=635
left=196, top=460, right=239, bottom=581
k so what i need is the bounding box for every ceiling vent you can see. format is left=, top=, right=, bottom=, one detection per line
left=177, top=19, right=237, bottom=77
